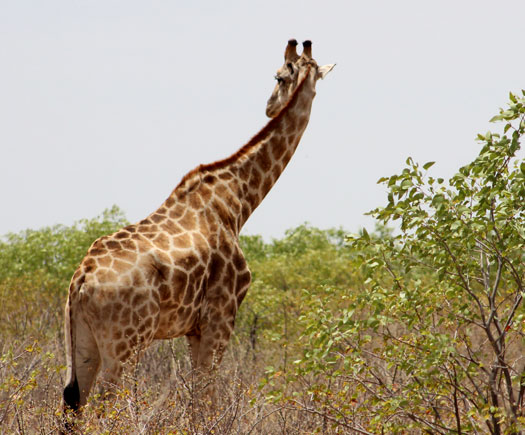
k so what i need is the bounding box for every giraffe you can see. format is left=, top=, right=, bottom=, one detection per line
left=62, top=39, right=334, bottom=413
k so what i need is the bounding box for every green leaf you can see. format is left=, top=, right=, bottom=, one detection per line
left=450, top=220, right=461, bottom=231
left=401, top=179, right=413, bottom=190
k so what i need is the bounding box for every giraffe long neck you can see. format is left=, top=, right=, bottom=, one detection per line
left=166, top=71, right=316, bottom=237
left=234, top=76, right=315, bottom=228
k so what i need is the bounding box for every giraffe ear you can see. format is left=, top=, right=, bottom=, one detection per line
left=317, top=64, right=336, bottom=80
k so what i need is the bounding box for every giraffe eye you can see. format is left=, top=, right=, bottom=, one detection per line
left=275, top=75, right=284, bottom=84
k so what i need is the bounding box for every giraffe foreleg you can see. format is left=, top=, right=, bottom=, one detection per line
left=189, top=313, right=234, bottom=405
left=186, top=334, right=201, bottom=369
left=97, top=355, right=123, bottom=404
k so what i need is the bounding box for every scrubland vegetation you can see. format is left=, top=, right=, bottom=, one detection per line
left=1, top=92, right=525, bottom=434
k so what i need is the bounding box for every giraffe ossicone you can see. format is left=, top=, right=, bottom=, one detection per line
left=62, top=39, right=334, bottom=415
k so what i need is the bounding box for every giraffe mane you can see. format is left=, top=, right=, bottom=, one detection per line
left=174, top=68, right=311, bottom=193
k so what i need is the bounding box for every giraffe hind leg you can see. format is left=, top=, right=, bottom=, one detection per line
left=72, top=316, right=101, bottom=408
left=62, top=316, right=100, bottom=433
left=96, top=353, right=124, bottom=402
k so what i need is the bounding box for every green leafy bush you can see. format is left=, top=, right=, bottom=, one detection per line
left=236, top=225, right=359, bottom=369
left=273, top=91, right=525, bottom=434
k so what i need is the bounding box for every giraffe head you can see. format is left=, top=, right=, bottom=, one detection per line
left=265, top=39, right=335, bottom=118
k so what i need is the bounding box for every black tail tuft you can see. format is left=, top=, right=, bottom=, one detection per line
left=63, top=377, right=80, bottom=411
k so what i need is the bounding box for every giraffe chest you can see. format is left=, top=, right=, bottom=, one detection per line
left=154, top=261, right=206, bottom=339
left=154, top=301, right=201, bottom=339
left=153, top=245, right=250, bottom=339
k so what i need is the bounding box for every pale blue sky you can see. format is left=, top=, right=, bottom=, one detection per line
left=1, top=1, right=524, bottom=239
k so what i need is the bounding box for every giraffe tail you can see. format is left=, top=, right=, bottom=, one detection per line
left=63, top=280, right=81, bottom=412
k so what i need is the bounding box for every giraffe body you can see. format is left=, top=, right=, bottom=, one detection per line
left=63, top=39, right=334, bottom=411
